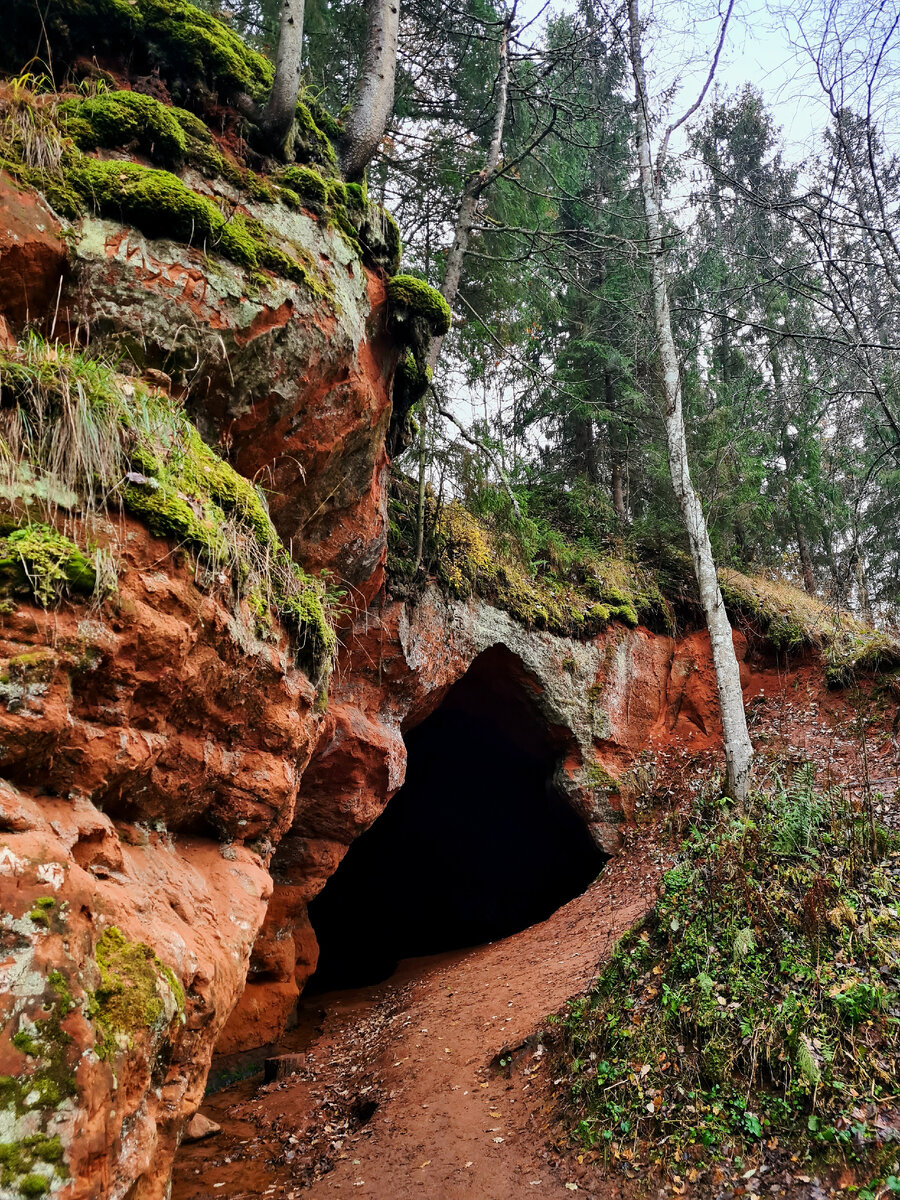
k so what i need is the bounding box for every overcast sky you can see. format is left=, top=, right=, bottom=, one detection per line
left=518, top=0, right=897, bottom=168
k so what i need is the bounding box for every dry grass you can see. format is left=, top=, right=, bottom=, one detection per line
left=719, top=567, right=900, bottom=684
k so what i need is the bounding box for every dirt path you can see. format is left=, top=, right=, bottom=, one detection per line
left=172, top=838, right=666, bottom=1200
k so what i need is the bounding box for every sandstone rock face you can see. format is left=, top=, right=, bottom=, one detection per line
left=0, top=158, right=395, bottom=1199
left=0, top=172, right=67, bottom=339
left=0, top=123, right=872, bottom=1200
left=61, top=198, right=395, bottom=607
left=220, top=588, right=753, bottom=1049
left=0, top=520, right=321, bottom=1199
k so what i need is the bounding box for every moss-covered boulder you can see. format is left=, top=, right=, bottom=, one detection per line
left=60, top=91, right=188, bottom=163
left=386, top=274, right=452, bottom=337
left=4, top=0, right=274, bottom=103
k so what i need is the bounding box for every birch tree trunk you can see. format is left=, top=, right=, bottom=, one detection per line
left=260, top=0, right=305, bottom=155
left=340, top=0, right=400, bottom=182
left=627, top=0, right=753, bottom=803
left=414, top=17, right=512, bottom=567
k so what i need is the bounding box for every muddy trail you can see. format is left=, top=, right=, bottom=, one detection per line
left=172, top=838, right=666, bottom=1200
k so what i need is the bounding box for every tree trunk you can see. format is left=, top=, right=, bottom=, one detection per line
left=852, top=534, right=874, bottom=623
left=795, top=520, right=816, bottom=596
left=571, top=415, right=599, bottom=484
left=606, top=371, right=627, bottom=523
left=822, top=528, right=845, bottom=605
left=260, top=0, right=305, bottom=155
left=340, top=0, right=400, bottom=182
left=414, top=15, right=511, bottom=568
left=415, top=401, right=428, bottom=569
left=627, top=0, right=753, bottom=803
left=425, top=18, right=511, bottom=371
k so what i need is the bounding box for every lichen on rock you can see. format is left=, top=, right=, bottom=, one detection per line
left=1, top=962, right=76, bottom=1197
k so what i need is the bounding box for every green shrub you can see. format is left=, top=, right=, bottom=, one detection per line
left=555, top=770, right=900, bottom=1179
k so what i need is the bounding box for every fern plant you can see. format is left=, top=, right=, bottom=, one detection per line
left=771, top=763, right=831, bottom=856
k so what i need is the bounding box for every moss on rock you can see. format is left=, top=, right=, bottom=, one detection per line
left=0, top=524, right=97, bottom=607
left=20, top=150, right=327, bottom=289
left=387, top=274, right=452, bottom=337
left=0, top=336, right=339, bottom=680
left=64, top=156, right=259, bottom=265
left=89, top=926, right=185, bottom=1060
left=60, top=90, right=188, bottom=163
left=279, top=165, right=330, bottom=209
left=9, top=0, right=275, bottom=101
left=0, top=1136, right=65, bottom=1196
left=719, top=567, right=900, bottom=685
left=293, top=100, right=339, bottom=172
left=388, top=479, right=656, bottom=638
left=2, top=967, right=78, bottom=1183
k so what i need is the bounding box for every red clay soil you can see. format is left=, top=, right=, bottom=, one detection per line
left=172, top=836, right=668, bottom=1200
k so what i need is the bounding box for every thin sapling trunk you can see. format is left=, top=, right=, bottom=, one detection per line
left=627, top=0, right=754, bottom=803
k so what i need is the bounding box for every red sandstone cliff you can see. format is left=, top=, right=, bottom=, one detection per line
left=0, top=102, right=895, bottom=1200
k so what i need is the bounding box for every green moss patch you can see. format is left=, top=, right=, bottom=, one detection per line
left=59, top=91, right=229, bottom=177
left=279, top=165, right=330, bottom=209
left=0, top=335, right=338, bottom=677
left=554, top=767, right=900, bottom=1185
left=0, top=91, right=328, bottom=288
left=384, top=278, right=451, bottom=451
left=66, top=156, right=259, bottom=264
left=6, top=0, right=274, bottom=102
left=27, top=897, right=56, bottom=927
left=387, top=275, right=452, bottom=337
left=719, top=568, right=900, bottom=686
left=0, top=525, right=98, bottom=607
left=293, top=101, right=339, bottom=172
left=392, top=351, right=431, bottom=422
left=0, top=1136, right=65, bottom=1195
left=51, top=154, right=329, bottom=288
left=1, top=74, right=397, bottom=287
left=60, top=90, right=187, bottom=163
left=88, top=926, right=185, bottom=1060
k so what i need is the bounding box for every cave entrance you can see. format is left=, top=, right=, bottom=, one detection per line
left=307, top=645, right=607, bottom=991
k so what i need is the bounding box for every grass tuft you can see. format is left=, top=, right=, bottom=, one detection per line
left=0, top=334, right=338, bottom=678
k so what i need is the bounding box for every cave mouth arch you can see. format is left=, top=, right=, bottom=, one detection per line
left=307, top=644, right=608, bottom=991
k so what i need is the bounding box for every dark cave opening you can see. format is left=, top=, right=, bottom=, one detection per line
left=307, top=645, right=608, bottom=991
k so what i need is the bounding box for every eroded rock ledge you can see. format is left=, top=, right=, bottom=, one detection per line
left=0, top=520, right=321, bottom=1199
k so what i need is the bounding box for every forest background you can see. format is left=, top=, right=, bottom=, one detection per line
left=197, top=0, right=900, bottom=622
